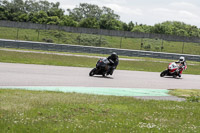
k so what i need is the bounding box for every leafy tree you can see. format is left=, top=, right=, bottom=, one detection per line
left=0, top=0, right=63, bottom=14
left=46, top=16, right=60, bottom=25
left=186, top=25, right=200, bottom=37
left=127, top=21, right=135, bottom=31
left=141, top=24, right=152, bottom=33
left=67, top=3, right=119, bottom=21
left=59, top=15, right=78, bottom=27
left=131, top=24, right=152, bottom=33
left=152, top=21, right=200, bottom=37
left=67, top=3, right=121, bottom=30
left=131, top=25, right=145, bottom=33
left=99, top=14, right=123, bottom=30
left=152, top=23, right=165, bottom=34
left=176, top=29, right=188, bottom=36
left=78, top=17, right=100, bottom=29
left=28, top=11, right=48, bottom=24
left=121, top=22, right=128, bottom=31
left=101, top=6, right=120, bottom=20
left=18, top=13, right=28, bottom=22
left=67, top=3, right=102, bottom=22
left=0, top=6, right=7, bottom=20
left=47, top=8, right=64, bottom=18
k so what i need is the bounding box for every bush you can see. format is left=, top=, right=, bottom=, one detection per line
left=144, top=44, right=151, bottom=50
left=24, top=35, right=29, bottom=40
left=42, top=38, right=53, bottom=43
left=155, top=46, right=160, bottom=51
left=54, top=32, right=65, bottom=38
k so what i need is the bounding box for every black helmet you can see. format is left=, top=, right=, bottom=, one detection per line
left=110, top=52, right=118, bottom=60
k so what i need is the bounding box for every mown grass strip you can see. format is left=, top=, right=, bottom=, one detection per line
left=0, top=50, right=199, bottom=75
left=1, top=89, right=200, bottom=132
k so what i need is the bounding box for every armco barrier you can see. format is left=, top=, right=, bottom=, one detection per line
left=0, top=39, right=200, bottom=62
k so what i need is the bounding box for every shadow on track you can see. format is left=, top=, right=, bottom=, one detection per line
left=162, top=76, right=183, bottom=80
left=89, top=76, right=114, bottom=79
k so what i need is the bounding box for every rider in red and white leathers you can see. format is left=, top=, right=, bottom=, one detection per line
left=175, top=56, right=187, bottom=77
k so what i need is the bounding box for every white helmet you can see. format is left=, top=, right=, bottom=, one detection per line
left=179, top=56, right=185, bottom=63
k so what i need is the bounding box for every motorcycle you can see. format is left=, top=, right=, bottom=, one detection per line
left=160, top=62, right=186, bottom=78
left=89, top=58, right=111, bottom=77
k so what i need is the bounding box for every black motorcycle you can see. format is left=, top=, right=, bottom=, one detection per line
left=89, top=58, right=111, bottom=77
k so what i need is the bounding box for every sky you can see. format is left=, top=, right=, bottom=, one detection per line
left=47, top=0, right=200, bottom=28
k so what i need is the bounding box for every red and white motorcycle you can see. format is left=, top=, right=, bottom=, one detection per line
left=160, top=62, right=187, bottom=78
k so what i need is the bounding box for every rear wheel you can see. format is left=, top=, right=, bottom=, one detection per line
left=160, top=70, right=168, bottom=77
left=89, top=68, right=96, bottom=76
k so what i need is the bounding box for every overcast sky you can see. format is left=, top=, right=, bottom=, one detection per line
left=47, top=0, right=200, bottom=28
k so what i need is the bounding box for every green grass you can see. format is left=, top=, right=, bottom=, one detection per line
left=0, top=49, right=200, bottom=75
left=1, top=89, right=200, bottom=132
left=3, top=47, right=198, bottom=63
left=169, top=89, right=200, bottom=102
left=169, top=89, right=200, bottom=97
left=1, top=26, right=200, bottom=55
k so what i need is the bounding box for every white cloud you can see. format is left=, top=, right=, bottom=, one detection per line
left=92, top=0, right=127, bottom=4
left=105, top=4, right=143, bottom=16
left=152, top=8, right=172, bottom=13
left=178, top=10, right=199, bottom=19
left=170, top=2, right=197, bottom=9
left=60, top=5, right=76, bottom=10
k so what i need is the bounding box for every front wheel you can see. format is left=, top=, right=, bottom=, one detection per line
left=173, top=74, right=177, bottom=78
left=89, top=68, right=97, bottom=76
left=160, top=70, right=168, bottom=77
left=102, top=72, right=106, bottom=77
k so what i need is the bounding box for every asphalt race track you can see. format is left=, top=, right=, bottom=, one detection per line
left=1, top=62, right=200, bottom=89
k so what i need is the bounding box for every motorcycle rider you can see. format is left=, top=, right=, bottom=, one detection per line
left=107, top=52, right=119, bottom=75
left=175, top=56, right=187, bottom=77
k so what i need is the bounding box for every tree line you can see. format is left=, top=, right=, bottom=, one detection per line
left=0, top=0, right=200, bottom=37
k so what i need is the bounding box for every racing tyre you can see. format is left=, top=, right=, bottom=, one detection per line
left=89, top=68, right=96, bottom=76
left=102, top=72, right=106, bottom=77
left=160, top=70, right=168, bottom=77
left=173, top=75, right=177, bottom=78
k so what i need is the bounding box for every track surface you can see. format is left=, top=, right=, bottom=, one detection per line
left=1, top=62, right=200, bottom=89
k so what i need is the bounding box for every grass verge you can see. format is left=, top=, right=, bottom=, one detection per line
left=169, top=89, right=200, bottom=102
left=1, top=89, right=200, bottom=132
left=1, top=26, right=200, bottom=55
left=0, top=49, right=200, bottom=75
left=169, top=89, right=200, bottom=97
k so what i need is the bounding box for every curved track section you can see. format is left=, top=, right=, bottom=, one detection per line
left=1, top=62, right=200, bottom=89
